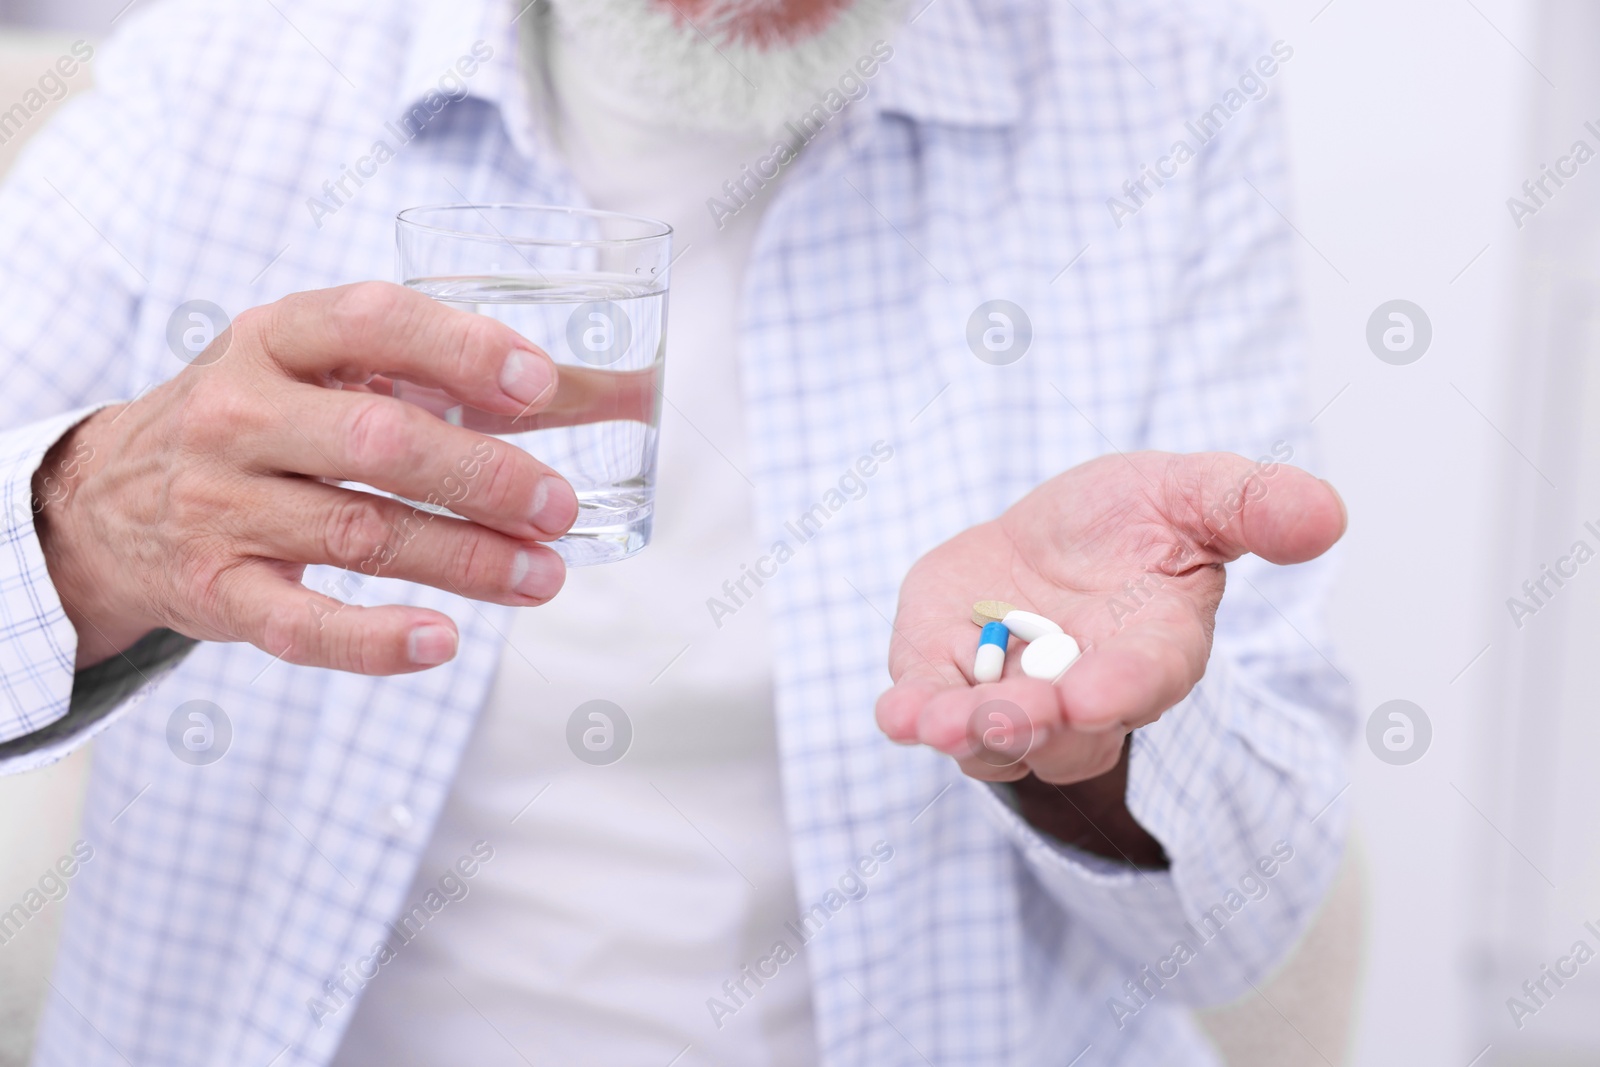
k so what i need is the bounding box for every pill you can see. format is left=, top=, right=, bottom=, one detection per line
left=1001, top=610, right=1064, bottom=643
left=1020, top=632, right=1081, bottom=681
left=973, top=621, right=1009, bottom=683
left=971, top=599, right=1016, bottom=626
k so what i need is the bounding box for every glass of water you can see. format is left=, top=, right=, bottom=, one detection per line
left=395, top=204, right=671, bottom=566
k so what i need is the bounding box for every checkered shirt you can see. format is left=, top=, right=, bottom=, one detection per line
left=0, top=0, right=1352, bottom=1063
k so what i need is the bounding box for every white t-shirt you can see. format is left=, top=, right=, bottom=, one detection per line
left=332, top=10, right=817, bottom=1067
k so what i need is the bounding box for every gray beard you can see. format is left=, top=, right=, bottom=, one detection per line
left=545, top=0, right=908, bottom=137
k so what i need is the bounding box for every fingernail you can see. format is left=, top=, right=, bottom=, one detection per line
left=407, top=624, right=457, bottom=666
left=529, top=475, right=578, bottom=537
left=499, top=348, right=556, bottom=407
left=511, top=549, right=563, bottom=600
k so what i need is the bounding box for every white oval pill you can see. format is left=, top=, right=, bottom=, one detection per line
left=1020, top=632, right=1081, bottom=681
left=973, top=642, right=1005, bottom=684
left=1001, top=610, right=1064, bottom=643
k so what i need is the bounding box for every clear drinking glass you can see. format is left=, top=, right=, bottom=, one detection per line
left=395, top=205, right=672, bottom=566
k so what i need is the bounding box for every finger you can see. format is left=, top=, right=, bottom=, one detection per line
left=913, top=677, right=1063, bottom=756
left=1156, top=452, right=1347, bottom=567
left=241, top=480, right=566, bottom=606
left=1016, top=727, right=1127, bottom=785
left=218, top=564, right=462, bottom=675
left=1057, top=614, right=1206, bottom=732
left=928, top=679, right=1061, bottom=781
left=874, top=642, right=972, bottom=743
left=245, top=282, right=559, bottom=418
left=878, top=616, right=1053, bottom=748
left=890, top=611, right=1202, bottom=752
left=878, top=588, right=1208, bottom=754
left=875, top=679, right=941, bottom=743
left=254, top=386, right=578, bottom=540
left=879, top=673, right=1130, bottom=784
left=373, top=366, right=658, bottom=433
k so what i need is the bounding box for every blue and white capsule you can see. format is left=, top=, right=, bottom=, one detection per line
left=973, top=621, right=1010, bottom=683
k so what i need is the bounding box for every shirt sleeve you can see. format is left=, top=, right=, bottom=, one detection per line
left=0, top=19, right=198, bottom=772
left=0, top=25, right=172, bottom=431
left=971, top=27, right=1354, bottom=1005
left=971, top=641, right=1350, bottom=1006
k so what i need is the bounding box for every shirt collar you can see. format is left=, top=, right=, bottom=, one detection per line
left=392, top=0, right=1023, bottom=159
left=871, top=0, right=1023, bottom=129
left=394, top=0, right=543, bottom=160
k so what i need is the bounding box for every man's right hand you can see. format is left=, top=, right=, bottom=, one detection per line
left=32, top=282, right=579, bottom=675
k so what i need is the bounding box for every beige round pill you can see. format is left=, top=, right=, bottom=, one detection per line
left=971, top=599, right=1017, bottom=626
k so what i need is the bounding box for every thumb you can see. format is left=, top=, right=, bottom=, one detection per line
left=1159, top=452, right=1347, bottom=566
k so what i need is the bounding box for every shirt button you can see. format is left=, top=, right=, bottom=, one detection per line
left=382, top=802, right=415, bottom=834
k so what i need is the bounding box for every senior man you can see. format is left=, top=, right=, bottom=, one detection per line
left=0, top=0, right=1350, bottom=1064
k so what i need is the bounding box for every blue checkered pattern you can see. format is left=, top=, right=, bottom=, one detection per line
left=0, top=0, right=1353, bottom=1063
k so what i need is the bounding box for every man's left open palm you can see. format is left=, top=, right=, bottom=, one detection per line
left=875, top=452, right=1347, bottom=785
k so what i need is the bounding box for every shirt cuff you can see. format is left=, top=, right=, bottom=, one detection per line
left=0, top=627, right=197, bottom=771
left=970, top=771, right=1189, bottom=968
left=0, top=404, right=110, bottom=744
left=969, top=653, right=1349, bottom=1002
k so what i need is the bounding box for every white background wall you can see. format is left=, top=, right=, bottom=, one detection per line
left=0, top=0, right=1591, bottom=1065
left=1236, top=1, right=1596, bottom=1064
left=1245, top=0, right=1524, bottom=1060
